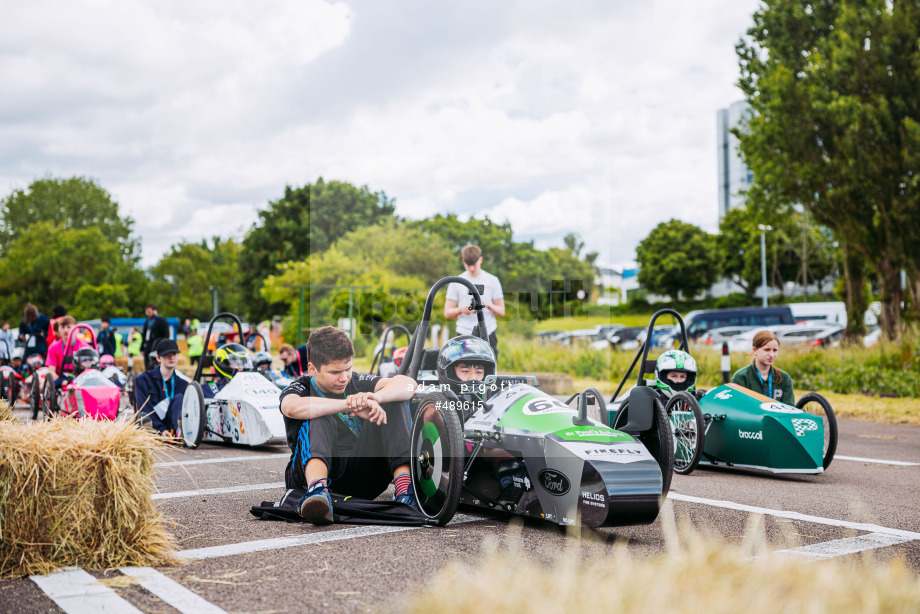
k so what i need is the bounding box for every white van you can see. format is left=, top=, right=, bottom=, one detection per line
left=787, top=302, right=847, bottom=327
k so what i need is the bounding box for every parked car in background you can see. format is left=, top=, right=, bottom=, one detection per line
left=696, top=326, right=759, bottom=349
left=592, top=326, right=645, bottom=351
left=535, top=330, right=564, bottom=343
left=728, top=324, right=844, bottom=353
left=683, top=306, right=795, bottom=341
left=788, top=301, right=847, bottom=327
left=552, top=329, right=600, bottom=345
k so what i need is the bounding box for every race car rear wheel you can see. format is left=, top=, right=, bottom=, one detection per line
left=796, top=392, right=837, bottom=470
left=612, top=396, right=674, bottom=496
left=125, top=371, right=137, bottom=412
left=179, top=381, right=205, bottom=448
left=41, top=376, right=57, bottom=420
left=29, top=377, right=41, bottom=420
left=665, top=391, right=704, bottom=475
left=410, top=391, right=463, bottom=526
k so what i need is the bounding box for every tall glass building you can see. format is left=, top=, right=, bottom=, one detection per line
left=717, top=100, right=753, bottom=218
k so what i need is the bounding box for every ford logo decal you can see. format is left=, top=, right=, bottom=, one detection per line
left=538, top=469, right=570, bottom=496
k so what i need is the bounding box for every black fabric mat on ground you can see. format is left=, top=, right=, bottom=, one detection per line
left=251, top=488, right=429, bottom=526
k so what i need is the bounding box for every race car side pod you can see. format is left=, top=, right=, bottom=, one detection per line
left=721, top=342, right=731, bottom=384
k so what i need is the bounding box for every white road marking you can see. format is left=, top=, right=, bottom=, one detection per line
left=154, top=453, right=289, bottom=467
left=178, top=514, right=481, bottom=560
left=119, top=567, right=228, bottom=614
left=669, top=492, right=920, bottom=540
left=834, top=455, right=920, bottom=467
left=152, top=482, right=285, bottom=500
left=770, top=532, right=915, bottom=561
left=31, top=567, right=143, bottom=614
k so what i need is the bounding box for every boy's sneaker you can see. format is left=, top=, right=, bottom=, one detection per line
left=298, top=485, right=333, bottom=525
left=393, top=485, right=419, bottom=510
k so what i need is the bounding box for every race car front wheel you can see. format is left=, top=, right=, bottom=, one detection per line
left=29, top=377, right=41, bottom=420
left=410, top=392, right=463, bottom=526
left=41, top=376, right=56, bottom=420
left=665, top=391, right=704, bottom=475
left=179, top=381, right=205, bottom=448
left=796, top=393, right=838, bottom=470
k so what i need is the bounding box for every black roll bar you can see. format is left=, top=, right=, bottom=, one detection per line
left=398, top=277, right=489, bottom=380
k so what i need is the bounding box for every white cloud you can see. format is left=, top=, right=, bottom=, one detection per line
left=0, top=0, right=759, bottom=267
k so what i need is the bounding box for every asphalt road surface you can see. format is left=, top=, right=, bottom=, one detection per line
left=3, top=403, right=919, bottom=614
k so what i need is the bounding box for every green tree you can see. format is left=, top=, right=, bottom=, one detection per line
left=71, top=284, right=133, bottom=320
left=716, top=208, right=762, bottom=298
left=0, top=176, right=137, bottom=259
left=736, top=0, right=920, bottom=340
left=636, top=220, right=718, bottom=303
left=239, top=178, right=396, bottom=319
left=0, top=222, right=127, bottom=320
left=151, top=238, right=243, bottom=319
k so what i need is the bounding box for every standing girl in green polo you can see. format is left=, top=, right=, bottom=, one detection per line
left=731, top=330, right=795, bottom=405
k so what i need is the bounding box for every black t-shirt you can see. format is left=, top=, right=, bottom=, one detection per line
left=279, top=372, right=382, bottom=454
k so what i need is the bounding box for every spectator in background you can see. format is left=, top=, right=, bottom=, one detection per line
left=444, top=244, right=505, bottom=357
left=19, top=303, right=50, bottom=359
left=46, top=304, right=68, bottom=346
left=135, top=339, right=190, bottom=437
left=97, top=317, right=117, bottom=357
left=0, top=320, right=16, bottom=364
left=141, top=303, right=169, bottom=370
left=127, top=327, right=142, bottom=358
left=187, top=328, right=203, bottom=365
left=279, top=342, right=308, bottom=377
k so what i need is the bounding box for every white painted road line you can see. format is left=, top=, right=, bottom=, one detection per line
left=669, top=492, right=920, bottom=540
left=178, top=514, right=481, bottom=560
left=31, top=567, right=143, bottom=614
left=152, top=482, right=285, bottom=500
left=771, top=532, right=916, bottom=561
left=119, top=567, right=228, bottom=614
left=154, top=453, right=289, bottom=468
left=834, top=455, right=920, bottom=467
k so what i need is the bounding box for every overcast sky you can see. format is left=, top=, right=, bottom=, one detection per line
left=0, top=0, right=761, bottom=268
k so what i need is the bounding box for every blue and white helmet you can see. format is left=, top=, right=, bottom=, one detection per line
left=654, top=349, right=697, bottom=394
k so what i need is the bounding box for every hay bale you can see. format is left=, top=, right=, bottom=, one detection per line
left=0, top=418, right=177, bottom=577
left=0, top=401, right=13, bottom=423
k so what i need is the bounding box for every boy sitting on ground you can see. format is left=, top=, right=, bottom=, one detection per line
left=279, top=326, right=418, bottom=525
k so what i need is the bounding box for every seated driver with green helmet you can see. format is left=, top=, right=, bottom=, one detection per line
left=204, top=342, right=254, bottom=397
left=653, top=349, right=698, bottom=398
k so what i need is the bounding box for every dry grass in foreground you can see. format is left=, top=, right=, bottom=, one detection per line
left=392, top=515, right=920, bottom=614
left=0, top=417, right=178, bottom=577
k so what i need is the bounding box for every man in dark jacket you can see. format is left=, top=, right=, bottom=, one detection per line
left=19, top=303, right=50, bottom=359
left=135, top=339, right=190, bottom=436
left=140, top=303, right=170, bottom=370
left=97, top=318, right=117, bottom=357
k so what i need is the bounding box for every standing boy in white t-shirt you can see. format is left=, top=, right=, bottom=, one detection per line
left=444, top=244, right=505, bottom=356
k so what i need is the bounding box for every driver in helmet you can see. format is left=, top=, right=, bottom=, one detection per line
left=436, top=335, right=496, bottom=404
left=436, top=335, right=523, bottom=506
left=205, top=343, right=253, bottom=396
left=252, top=350, right=273, bottom=373
left=10, top=347, right=25, bottom=375
left=654, top=349, right=698, bottom=399
left=72, top=347, right=100, bottom=376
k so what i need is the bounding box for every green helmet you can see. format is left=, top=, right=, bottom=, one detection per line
left=654, top=349, right=697, bottom=394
